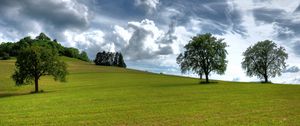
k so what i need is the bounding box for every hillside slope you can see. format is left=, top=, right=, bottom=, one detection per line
left=0, top=57, right=299, bottom=125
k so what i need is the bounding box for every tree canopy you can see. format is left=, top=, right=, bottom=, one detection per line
left=12, top=46, right=68, bottom=93
left=177, top=33, right=228, bottom=83
left=94, top=51, right=126, bottom=68
left=242, top=40, right=288, bottom=83
left=0, top=32, right=90, bottom=61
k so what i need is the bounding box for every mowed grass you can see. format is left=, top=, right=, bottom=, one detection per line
left=0, top=57, right=300, bottom=125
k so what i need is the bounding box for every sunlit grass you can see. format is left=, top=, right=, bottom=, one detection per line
left=0, top=57, right=299, bottom=125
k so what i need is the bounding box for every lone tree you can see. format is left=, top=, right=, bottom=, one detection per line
left=177, top=33, right=228, bottom=83
left=242, top=40, right=288, bottom=83
left=12, top=46, right=68, bottom=93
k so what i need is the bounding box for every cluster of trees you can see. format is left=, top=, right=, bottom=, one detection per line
left=94, top=51, right=126, bottom=68
left=0, top=33, right=90, bottom=62
left=177, top=33, right=288, bottom=83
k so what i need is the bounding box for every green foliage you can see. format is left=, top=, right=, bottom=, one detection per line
left=0, top=32, right=90, bottom=62
left=94, top=51, right=126, bottom=68
left=12, top=46, right=68, bottom=92
left=177, top=33, right=228, bottom=83
left=242, top=40, right=288, bottom=83
left=0, top=52, right=10, bottom=60
left=78, top=51, right=90, bottom=62
left=117, top=53, right=126, bottom=68
left=64, top=47, right=80, bottom=58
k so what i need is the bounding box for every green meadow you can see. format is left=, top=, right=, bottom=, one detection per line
left=0, top=57, right=299, bottom=125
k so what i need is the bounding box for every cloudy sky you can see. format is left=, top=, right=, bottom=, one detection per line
left=1, top=0, right=300, bottom=84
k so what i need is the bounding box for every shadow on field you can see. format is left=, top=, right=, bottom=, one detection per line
left=199, top=81, right=219, bottom=84
left=152, top=82, right=219, bottom=88
left=153, top=83, right=198, bottom=88
left=0, top=90, right=55, bottom=98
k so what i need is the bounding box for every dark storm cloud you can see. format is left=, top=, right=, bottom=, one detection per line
left=156, top=22, right=177, bottom=44
left=157, top=0, right=246, bottom=35
left=253, top=8, right=285, bottom=23
left=295, top=4, right=300, bottom=12
left=293, top=41, right=300, bottom=56
left=88, top=0, right=147, bottom=21
left=156, top=46, right=173, bottom=55
left=21, top=1, right=89, bottom=30
left=0, top=0, right=90, bottom=41
left=253, top=8, right=300, bottom=40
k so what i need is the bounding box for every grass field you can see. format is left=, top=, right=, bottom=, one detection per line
left=0, top=57, right=299, bottom=125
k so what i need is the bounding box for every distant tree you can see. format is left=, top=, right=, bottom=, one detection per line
left=113, top=52, right=120, bottom=66
left=0, top=42, right=14, bottom=57
left=64, top=47, right=80, bottom=58
left=117, top=53, right=126, bottom=68
left=0, top=52, right=10, bottom=60
left=242, top=40, right=288, bottom=83
left=35, top=32, right=51, bottom=41
left=94, top=51, right=126, bottom=68
left=177, top=33, right=228, bottom=83
left=12, top=46, right=68, bottom=93
left=78, top=51, right=90, bottom=62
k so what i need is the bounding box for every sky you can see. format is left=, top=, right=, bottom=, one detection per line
left=0, top=0, right=300, bottom=84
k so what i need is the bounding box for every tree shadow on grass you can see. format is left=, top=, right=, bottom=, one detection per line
left=0, top=90, right=55, bottom=98
left=199, top=81, right=219, bottom=84
left=153, top=83, right=199, bottom=88
left=153, top=81, right=219, bottom=88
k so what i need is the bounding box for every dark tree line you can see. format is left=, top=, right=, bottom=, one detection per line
left=94, top=51, right=126, bottom=68
left=0, top=33, right=90, bottom=62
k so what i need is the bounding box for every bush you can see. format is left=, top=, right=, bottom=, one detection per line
left=0, top=52, right=10, bottom=60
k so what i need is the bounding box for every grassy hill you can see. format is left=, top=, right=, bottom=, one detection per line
left=0, top=57, right=299, bottom=125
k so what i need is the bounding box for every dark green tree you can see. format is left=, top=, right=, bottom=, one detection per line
left=64, top=47, right=80, bottom=58
left=35, top=32, right=51, bottom=41
left=177, top=33, right=228, bottom=83
left=94, top=51, right=126, bottom=68
left=79, top=51, right=90, bottom=62
left=117, top=53, right=126, bottom=68
left=12, top=46, right=68, bottom=93
left=242, top=40, right=288, bottom=83
left=0, top=52, right=10, bottom=60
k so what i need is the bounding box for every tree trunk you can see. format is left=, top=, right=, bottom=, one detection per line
left=264, top=75, right=268, bottom=83
left=205, top=73, right=209, bottom=83
left=34, top=76, right=39, bottom=93
left=200, top=74, right=202, bottom=79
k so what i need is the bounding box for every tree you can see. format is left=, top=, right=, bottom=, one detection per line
left=64, top=47, right=80, bottom=58
left=12, top=46, right=68, bottom=93
left=79, top=51, right=90, bottom=62
left=177, top=33, right=228, bottom=83
left=242, top=40, right=288, bottom=83
left=117, top=53, right=126, bottom=68
left=94, top=51, right=126, bottom=68
left=0, top=52, right=10, bottom=60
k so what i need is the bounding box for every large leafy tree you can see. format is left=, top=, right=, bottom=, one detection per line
left=177, top=33, right=228, bottom=83
left=242, top=40, right=288, bottom=83
left=12, top=46, right=68, bottom=93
